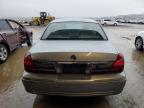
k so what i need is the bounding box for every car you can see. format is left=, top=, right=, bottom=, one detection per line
left=116, top=19, right=126, bottom=23
left=22, top=18, right=126, bottom=96
left=0, top=19, right=33, bottom=63
left=135, top=31, right=144, bottom=51
left=101, top=19, right=118, bottom=26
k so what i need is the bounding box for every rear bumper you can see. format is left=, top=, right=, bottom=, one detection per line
left=22, top=71, right=126, bottom=96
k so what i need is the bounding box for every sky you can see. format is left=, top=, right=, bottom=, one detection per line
left=0, top=0, right=144, bottom=18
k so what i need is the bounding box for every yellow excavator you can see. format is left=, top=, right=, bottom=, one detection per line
left=29, top=12, right=55, bottom=26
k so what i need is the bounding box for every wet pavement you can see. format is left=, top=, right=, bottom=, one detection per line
left=0, top=24, right=144, bottom=108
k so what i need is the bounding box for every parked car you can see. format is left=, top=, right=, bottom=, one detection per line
left=135, top=31, right=144, bottom=51
left=137, top=20, right=144, bottom=24
left=116, top=19, right=126, bottom=23
left=22, top=19, right=126, bottom=96
left=101, top=19, right=118, bottom=26
left=0, top=19, right=33, bottom=63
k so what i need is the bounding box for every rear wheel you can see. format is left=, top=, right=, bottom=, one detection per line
left=103, top=23, right=107, bottom=25
left=0, top=44, right=8, bottom=63
left=135, top=37, right=143, bottom=51
left=114, top=23, right=117, bottom=26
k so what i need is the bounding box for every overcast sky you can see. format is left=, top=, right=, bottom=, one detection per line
left=0, top=0, right=144, bottom=18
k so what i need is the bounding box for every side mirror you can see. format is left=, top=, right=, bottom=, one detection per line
left=30, top=31, right=33, bottom=36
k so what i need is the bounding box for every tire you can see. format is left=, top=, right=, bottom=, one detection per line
left=0, top=44, right=8, bottom=64
left=103, top=23, right=107, bottom=25
left=27, top=36, right=33, bottom=47
left=33, top=21, right=40, bottom=26
left=114, top=23, right=117, bottom=26
left=135, top=37, right=143, bottom=51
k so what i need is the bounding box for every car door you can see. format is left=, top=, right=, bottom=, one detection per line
left=8, top=20, right=27, bottom=44
left=0, top=20, right=18, bottom=51
left=111, top=20, right=116, bottom=25
left=108, top=20, right=113, bottom=25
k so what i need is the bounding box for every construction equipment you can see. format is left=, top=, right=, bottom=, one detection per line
left=29, top=12, right=55, bottom=26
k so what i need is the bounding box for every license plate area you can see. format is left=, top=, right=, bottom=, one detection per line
left=62, top=64, right=86, bottom=74
left=58, top=74, right=91, bottom=80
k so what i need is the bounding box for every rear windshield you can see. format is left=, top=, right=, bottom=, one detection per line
left=41, top=22, right=107, bottom=40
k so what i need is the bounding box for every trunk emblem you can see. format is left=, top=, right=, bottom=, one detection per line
left=70, top=55, right=77, bottom=60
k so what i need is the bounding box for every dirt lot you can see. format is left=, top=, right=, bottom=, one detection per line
left=0, top=24, right=144, bottom=108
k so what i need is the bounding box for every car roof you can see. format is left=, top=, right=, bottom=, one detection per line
left=51, top=18, right=98, bottom=23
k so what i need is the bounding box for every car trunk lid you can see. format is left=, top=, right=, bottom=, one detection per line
left=30, top=40, right=118, bottom=62
left=24, top=40, right=124, bottom=74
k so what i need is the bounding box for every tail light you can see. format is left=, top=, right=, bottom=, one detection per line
left=24, top=53, right=56, bottom=73
left=24, top=53, right=35, bottom=72
left=112, top=53, right=124, bottom=72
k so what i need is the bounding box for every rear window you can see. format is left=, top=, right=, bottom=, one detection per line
left=41, top=22, right=107, bottom=40
left=0, top=20, right=11, bottom=31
